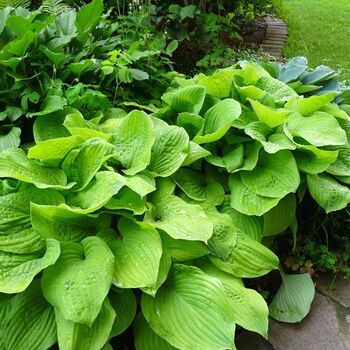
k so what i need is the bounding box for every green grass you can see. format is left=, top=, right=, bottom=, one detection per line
left=279, top=0, right=350, bottom=82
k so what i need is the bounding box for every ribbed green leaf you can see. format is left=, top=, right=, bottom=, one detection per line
left=307, top=173, right=350, bottom=213
left=111, top=110, right=154, bottom=175
left=209, top=233, right=279, bottom=278
left=42, top=236, right=114, bottom=326
left=0, top=239, right=60, bottom=293
left=269, top=271, right=315, bottom=323
left=326, top=146, right=350, bottom=176
left=55, top=297, right=115, bottom=350
left=0, top=148, right=68, bottom=189
left=76, top=0, right=103, bottom=33
left=142, top=264, right=236, bottom=350
left=0, top=126, right=21, bottom=152
left=145, top=195, right=213, bottom=241
left=249, top=99, right=288, bottom=127
left=100, top=218, right=162, bottom=289
left=134, top=313, right=178, bottom=350
left=31, top=203, right=110, bottom=242
left=148, top=125, right=189, bottom=177
left=1, top=280, right=57, bottom=350
left=240, top=150, right=300, bottom=198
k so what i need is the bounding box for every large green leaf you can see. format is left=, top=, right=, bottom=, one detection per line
left=193, top=99, right=241, bottom=144
left=249, top=99, right=287, bottom=127
left=67, top=171, right=125, bottom=213
left=269, top=270, right=315, bottom=323
left=209, top=233, right=279, bottom=278
left=134, top=313, right=178, bottom=350
left=142, top=264, right=235, bottom=350
left=76, top=0, right=103, bottom=33
left=307, top=173, right=350, bottom=213
left=0, top=281, right=57, bottom=350
left=27, top=95, right=67, bottom=117
left=285, top=92, right=337, bottom=115
left=41, top=236, right=114, bottom=326
left=0, top=239, right=60, bottom=293
left=31, top=203, right=110, bottom=242
left=229, top=173, right=282, bottom=216
left=0, top=148, right=68, bottom=189
left=109, top=288, right=137, bottom=337
left=112, top=110, right=154, bottom=175
left=240, top=150, right=300, bottom=198
left=0, top=126, right=21, bottom=152
left=197, top=259, right=268, bottom=338
left=197, top=68, right=236, bottom=98
left=55, top=297, right=115, bottom=350
left=62, top=137, right=116, bottom=188
left=181, top=141, right=211, bottom=166
left=99, top=218, right=162, bottom=289
left=326, top=146, right=350, bottom=176
left=263, top=194, right=296, bottom=236
left=285, top=111, right=347, bottom=146
left=162, top=85, right=205, bottom=114
left=145, top=195, right=213, bottom=241
left=28, top=136, right=83, bottom=161
left=0, top=183, right=64, bottom=253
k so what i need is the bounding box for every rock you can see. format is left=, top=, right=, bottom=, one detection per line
left=268, top=292, right=350, bottom=350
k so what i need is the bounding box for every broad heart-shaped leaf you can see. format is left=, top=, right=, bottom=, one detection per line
left=31, top=204, right=110, bottom=242
left=145, top=194, right=213, bottom=241
left=119, top=171, right=156, bottom=197
left=0, top=183, right=64, bottom=253
left=176, top=112, right=204, bottom=139
left=182, top=141, right=211, bottom=166
left=284, top=92, right=337, bottom=115
left=269, top=270, right=315, bottom=323
left=109, top=288, right=137, bottom=337
left=134, top=313, right=178, bottom=350
left=285, top=111, right=347, bottom=146
left=76, top=0, right=103, bottom=33
left=62, top=137, right=116, bottom=189
left=255, top=75, right=298, bottom=104
left=0, top=239, right=60, bottom=293
left=203, top=205, right=238, bottom=261
left=0, top=148, right=68, bottom=189
left=41, top=236, right=114, bottom=326
left=240, top=150, right=300, bottom=198
left=197, top=68, right=237, bottom=98
left=197, top=259, right=268, bottom=338
left=55, top=298, right=115, bottom=350
left=162, top=85, right=206, bottom=114
left=293, top=145, right=339, bottom=174
left=307, top=173, right=350, bottom=213
left=249, top=99, right=288, bottom=127
left=28, top=135, right=83, bottom=161
left=263, top=194, right=296, bottom=236
left=33, top=108, right=76, bottom=142
left=172, top=168, right=224, bottom=204
left=220, top=196, right=263, bottom=241
left=27, top=95, right=67, bottom=117
left=301, top=65, right=336, bottom=84
left=0, top=126, right=21, bottom=152
left=277, top=56, right=307, bottom=83
left=229, top=173, right=282, bottom=216
left=326, top=146, right=350, bottom=176
left=209, top=232, right=279, bottom=278
left=98, top=218, right=162, bottom=289
left=148, top=125, right=189, bottom=177
left=0, top=280, right=57, bottom=350
left=111, top=110, right=154, bottom=175
left=141, top=264, right=235, bottom=350
left=67, top=171, right=125, bottom=213
left=194, top=99, right=242, bottom=144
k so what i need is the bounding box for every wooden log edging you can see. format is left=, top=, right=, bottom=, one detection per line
left=261, top=15, right=288, bottom=63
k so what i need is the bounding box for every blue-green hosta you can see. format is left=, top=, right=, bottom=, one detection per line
left=0, top=61, right=349, bottom=349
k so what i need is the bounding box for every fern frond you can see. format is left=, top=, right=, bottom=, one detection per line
left=0, top=0, right=30, bottom=9
left=40, top=0, right=71, bottom=14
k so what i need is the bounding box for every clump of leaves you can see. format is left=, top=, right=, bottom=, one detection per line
left=1, top=61, right=350, bottom=348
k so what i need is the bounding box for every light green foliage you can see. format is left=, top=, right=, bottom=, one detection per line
left=1, top=58, right=349, bottom=350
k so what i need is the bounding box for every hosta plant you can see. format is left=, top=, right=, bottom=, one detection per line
left=0, top=61, right=349, bottom=349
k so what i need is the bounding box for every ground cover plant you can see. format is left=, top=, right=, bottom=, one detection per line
left=1, top=56, right=350, bottom=349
